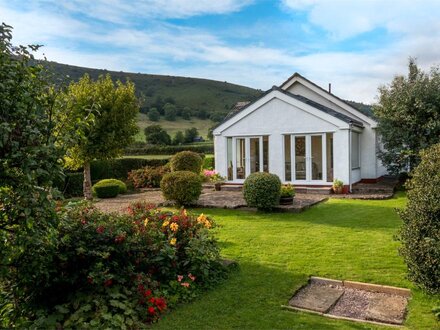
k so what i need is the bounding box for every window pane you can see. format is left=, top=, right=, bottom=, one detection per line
left=311, top=135, right=323, bottom=180
left=263, top=136, right=269, bottom=172
left=326, top=133, right=334, bottom=182
left=284, top=135, right=291, bottom=181
left=236, top=138, right=246, bottom=179
left=250, top=138, right=260, bottom=173
left=227, top=137, right=233, bottom=180
left=351, top=132, right=360, bottom=169
left=295, top=136, right=306, bottom=180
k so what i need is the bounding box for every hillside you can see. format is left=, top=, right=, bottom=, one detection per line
left=45, top=61, right=262, bottom=121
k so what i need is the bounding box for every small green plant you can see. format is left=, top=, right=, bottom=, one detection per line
left=280, top=184, right=295, bottom=198
left=160, top=171, right=202, bottom=206
left=93, top=183, right=120, bottom=198
left=170, top=151, right=203, bottom=173
left=93, top=179, right=127, bottom=194
left=432, top=306, right=440, bottom=320
left=243, top=172, right=281, bottom=211
left=332, top=179, right=344, bottom=193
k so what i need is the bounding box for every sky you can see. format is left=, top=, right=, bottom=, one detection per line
left=2, top=0, right=440, bottom=103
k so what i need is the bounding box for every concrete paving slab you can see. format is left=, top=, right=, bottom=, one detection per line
left=366, top=295, right=408, bottom=325
left=289, top=284, right=344, bottom=313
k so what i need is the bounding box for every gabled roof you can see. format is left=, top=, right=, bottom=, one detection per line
left=215, top=86, right=363, bottom=131
left=223, top=101, right=251, bottom=121
left=280, top=72, right=377, bottom=125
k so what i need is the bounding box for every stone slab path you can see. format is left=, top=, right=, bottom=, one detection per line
left=95, top=188, right=328, bottom=214
left=287, top=277, right=410, bottom=326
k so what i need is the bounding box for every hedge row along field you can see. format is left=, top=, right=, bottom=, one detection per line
left=125, top=143, right=214, bottom=156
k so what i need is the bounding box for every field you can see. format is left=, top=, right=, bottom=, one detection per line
left=135, top=113, right=215, bottom=141
left=156, top=192, right=439, bottom=329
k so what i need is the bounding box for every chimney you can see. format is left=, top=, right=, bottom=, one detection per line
left=328, top=83, right=332, bottom=93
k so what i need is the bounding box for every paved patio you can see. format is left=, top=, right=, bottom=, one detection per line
left=94, top=187, right=328, bottom=214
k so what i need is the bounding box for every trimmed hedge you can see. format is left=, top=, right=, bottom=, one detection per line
left=170, top=151, right=203, bottom=173
left=93, top=179, right=127, bottom=194
left=160, top=171, right=202, bottom=206
left=91, top=158, right=169, bottom=180
left=125, top=144, right=213, bottom=155
left=243, top=172, right=281, bottom=211
left=93, top=183, right=120, bottom=198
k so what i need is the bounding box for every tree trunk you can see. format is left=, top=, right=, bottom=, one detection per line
left=83, top=161, right=93, bottom=200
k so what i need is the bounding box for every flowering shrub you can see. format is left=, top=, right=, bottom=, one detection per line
left=128, top=166, right=169, bottom=188
left=202, top=169, right=225, bottom=183
left=14, top=201, right=227, bottom=328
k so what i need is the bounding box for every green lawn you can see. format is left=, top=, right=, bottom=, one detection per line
left=135, top=113, right=215, bottom=142
left=156, top=192, right=439, bottom=329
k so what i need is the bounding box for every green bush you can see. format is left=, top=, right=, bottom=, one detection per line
left=243, top=172, right=281, bottom=210
left=170, top=151, right=203, bottom=173
left=203, top=156, right=215, bottom=169
left=93, top=179, right=127, bottom=194
left=128, top=166, right=169, bottom=188
left=398, top=143, right=440, bottom=294
left=125, top=143, right=213, bottom=155
left=58, top=172, right=83, bottom=198
left=93, top=183, right=120, bottom=198
left=160, top=171, right=202, bottom=206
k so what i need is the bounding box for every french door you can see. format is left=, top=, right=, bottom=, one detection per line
left=232, top=136, right=268, bottom=181
left=285, top=134, right=330, bottom=183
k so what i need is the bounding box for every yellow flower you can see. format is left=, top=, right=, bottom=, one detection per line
left=144, top=218, right=149, bottom=226
left=170, top=222, right=179, bottom=232
left=162, top=220, right=170, bottom=227
left=170, top=238, right=177, bottom=246
left=182, top=209, right=187, bottom=216
left=197, top=213, right=207, bottom=224
left=204, top=220, right=211, bottom=229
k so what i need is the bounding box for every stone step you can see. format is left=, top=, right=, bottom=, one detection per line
left=295, top=186, right=333, bottom=195
left=221, top=184, right=243, bottom=191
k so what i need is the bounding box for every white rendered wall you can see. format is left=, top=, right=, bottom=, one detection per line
left=214, top=135, right=227, bottom=178
left=333, top=129, right=350, bottom=184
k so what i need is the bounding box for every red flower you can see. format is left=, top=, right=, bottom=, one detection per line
left=144, top=289, right=152, bottom=297
left=87, top=276, right=93, bottom=284
left=96, top=226, right=105, bottom=234
left=138, top=284, right=145, bottom=293
left=148, top=306, right=156, bottom=315
left=155, top=297, right=167, bottom=311
left=114, top=234, right=125, bottom=243
left=172, top=215, right=179, bottom=221
left=104, top=279, right=113, bottom=287
left=149, top=297, right=155, bottom=304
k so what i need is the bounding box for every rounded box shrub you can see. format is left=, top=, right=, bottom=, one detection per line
left=398, top=143, right=440, bottom=294
left=160, top=171, right=202, bottom=206
left=243, top=172, right=281, bottom=210
left=93, top=179, right=127, bottom=194
left=170, top=151, right=203, bottom=173
left=93, top=183, right=120, bottom=198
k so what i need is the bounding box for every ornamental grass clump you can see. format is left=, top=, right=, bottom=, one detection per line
left=243, top=172, right=281, bottom=211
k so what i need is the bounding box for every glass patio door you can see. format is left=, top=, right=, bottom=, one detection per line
left=286, top=134, right=328, bottom=182
left=232, top=136, right=268, bottom=181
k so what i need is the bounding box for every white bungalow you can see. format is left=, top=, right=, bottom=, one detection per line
left=213, top=73, right=388, bottom=191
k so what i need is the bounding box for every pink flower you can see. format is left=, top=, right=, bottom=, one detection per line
left=177, top=275, right=183, bottom=282
left=188, top=273, right=196, bottom=281
left=181, top=282, right=190, bottom=288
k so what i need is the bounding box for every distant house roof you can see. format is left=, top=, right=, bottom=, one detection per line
left=217, top=86, right=363, bottom=129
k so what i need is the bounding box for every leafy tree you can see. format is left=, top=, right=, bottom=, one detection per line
left=144, top=124, right=171, bottom=145
left=196, top=109, right=208, bottom=119
left=184, top=127, right=199, bottom=143
left=207, top=126, right=214, bottom=140
left=398, top=143, right=440, bottom=293
left=163, top=103, right=177, bottom=121
left=209, top=112, right=224, bottom=122
left=164, top=96, right=176, bottom=104
left=172, top=131, right=185, bottom=145
left=373, top=59, right=440, bottom=174
left=0, top=23, right=66, bottom=321
left=181, top=106, right=191, bottom=120
left=63, top=74, right=139, bottom=199
left=148, top=107, right=160, bottom=121
left=152, top=95, right=164, bottom=114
